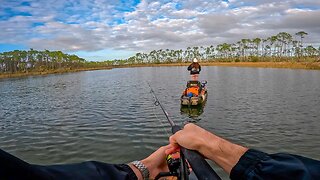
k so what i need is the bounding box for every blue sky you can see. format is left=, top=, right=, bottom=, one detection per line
left=0, top=0, right=320, bottom=61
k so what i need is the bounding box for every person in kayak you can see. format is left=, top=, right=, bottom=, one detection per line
left=187, top=58, right=201, bottom=80
left=1, top=123, right=319, bottom=180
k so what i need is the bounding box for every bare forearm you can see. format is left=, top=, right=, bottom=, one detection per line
left=169, top=124, right=248, bottom=175
left=200, top=132, right=248, bottom=174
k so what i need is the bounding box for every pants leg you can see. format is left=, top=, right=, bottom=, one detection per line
left=191, top=74, right=199, bottom=81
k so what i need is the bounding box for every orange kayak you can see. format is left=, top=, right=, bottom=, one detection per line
left=181, top=80, right=208, bottom=106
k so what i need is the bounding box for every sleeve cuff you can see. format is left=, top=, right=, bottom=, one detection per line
left=230, top=149, right=269, bottom=180
left=116, top=164, right=138, bottom=180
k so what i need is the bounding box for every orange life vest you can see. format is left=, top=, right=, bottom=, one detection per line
left=186, top=87, right=199, bottom=96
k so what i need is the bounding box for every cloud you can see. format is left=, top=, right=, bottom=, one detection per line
left=0, top=0, right=319, bottom=60
left=275, top=9, right=320, bottom=30
left=198, top=13, right=239, bottom=35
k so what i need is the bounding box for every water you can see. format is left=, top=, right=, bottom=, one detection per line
left=1, top=66, right=320, bottom=179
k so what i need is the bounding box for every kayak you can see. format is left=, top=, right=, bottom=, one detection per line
left=181, top=80, right=208, bottom=106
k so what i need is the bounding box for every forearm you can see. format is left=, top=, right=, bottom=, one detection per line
left=168, top=124, right=247, bottom=175
left=169, top=123, right=320, bottom=179
left=200, top=132, right=248, bottom=174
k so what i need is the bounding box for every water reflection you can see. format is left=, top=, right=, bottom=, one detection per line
left=180, top=103, right=206, bottom=121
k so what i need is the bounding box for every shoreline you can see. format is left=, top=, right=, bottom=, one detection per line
left=1, top=61, right=319, bottom=79
left=202, top=61, right=320, bottom=69
left=0, top=67, right=112, bottom=79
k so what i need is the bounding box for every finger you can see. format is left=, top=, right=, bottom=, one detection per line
left=159, top=144, right=172, bottom=151
left=165, top=149, right=173, bottom=155
left=169, top=135, right=176, bottom=145
left=160, top=145, right=173, bottom=155
left=170, top=151, right=180, bottom=159
left=165, top=146, right=180, bottom=155
left=184, top=122, right=195, bottom=129
left=152, top=145, right=172, bottom=158
left=169, top=132, right=182, bottom=146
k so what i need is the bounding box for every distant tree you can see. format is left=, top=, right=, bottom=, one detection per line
left=252, top=38, right=262, bottom=56
left=295, top=31, right=308, bottom=57
left=277, top=32, right=292, bottom=57
left=305, top=45, right=317, bottom=57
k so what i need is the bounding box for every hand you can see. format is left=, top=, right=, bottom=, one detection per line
left=167, top=123, right=248, bottom=174
left=167, top=123, right=216, bottom=158
left=129, top=145, right=171, bottom=180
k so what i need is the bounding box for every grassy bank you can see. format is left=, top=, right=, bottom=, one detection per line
left=1, top=61, right=319, bottom=79
left=115, top=61, right=320, bottom=70
left=201, top=61, right=320, bottom=70
left=0, top=67, right=112, bottom=79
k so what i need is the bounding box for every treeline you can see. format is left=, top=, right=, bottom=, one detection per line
left=0, top=49, right=88, bottom=73
left=121, top=31, right=319, bottom=65
left=1, top=31, right=319, bottom=74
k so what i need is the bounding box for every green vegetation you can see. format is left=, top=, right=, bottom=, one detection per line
left=0, top=49, right=85, bottom=73
left=0, top=49, right=113, bottom=75
left=1, top=31, right=320, bottom=79
left=123, top=31, right=319, bottom=64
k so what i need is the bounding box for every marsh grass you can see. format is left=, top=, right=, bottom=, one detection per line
left=1, top=59, right=319, bottom=79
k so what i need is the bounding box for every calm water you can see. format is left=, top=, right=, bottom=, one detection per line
left=1, top=66, right=320, bottom=179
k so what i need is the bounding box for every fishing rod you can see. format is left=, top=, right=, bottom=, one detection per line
left=148, top=83, right=221, bottom=180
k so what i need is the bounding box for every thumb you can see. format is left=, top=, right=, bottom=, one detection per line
left=169, top=133, right=181, bottom=147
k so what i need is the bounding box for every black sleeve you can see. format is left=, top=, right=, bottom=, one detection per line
left=199, top=65, right=201, bottom=72
left=230, top=149, right=320, bottom=180
left=187, top=64, right=192, bottom=71
left=0, top=148, right=137, bottom=180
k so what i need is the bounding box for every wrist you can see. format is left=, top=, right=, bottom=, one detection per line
left=141, top=159, right=154, bottom=179
left=128, top=163, right=143, bottom=180
left=129, top=160, right=150, bottom=180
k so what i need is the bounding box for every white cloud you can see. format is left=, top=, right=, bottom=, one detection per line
left=0, top=0, right=319, bottom=59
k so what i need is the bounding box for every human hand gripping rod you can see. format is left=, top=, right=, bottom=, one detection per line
left=149, top=84, right=221, bottom=180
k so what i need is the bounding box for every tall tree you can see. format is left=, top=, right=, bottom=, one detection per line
left=295, top=31, right=308, bottom=57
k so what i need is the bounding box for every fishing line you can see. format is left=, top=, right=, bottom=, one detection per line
left=146, top=82, right=171, bottom=138
left=150, top=96, right=171, bottom=138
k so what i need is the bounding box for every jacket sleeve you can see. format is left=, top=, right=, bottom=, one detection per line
left=230, top=149, right=320, bottom=180
left=187, top=64, right=192, bottom=71
left=0, top=148, right=137, bottom=180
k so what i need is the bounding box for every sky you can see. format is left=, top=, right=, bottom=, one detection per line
left=1, top=0, right=320, bottom=61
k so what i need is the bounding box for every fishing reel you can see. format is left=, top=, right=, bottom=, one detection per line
left=155, top=151, right=190, bottom=180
